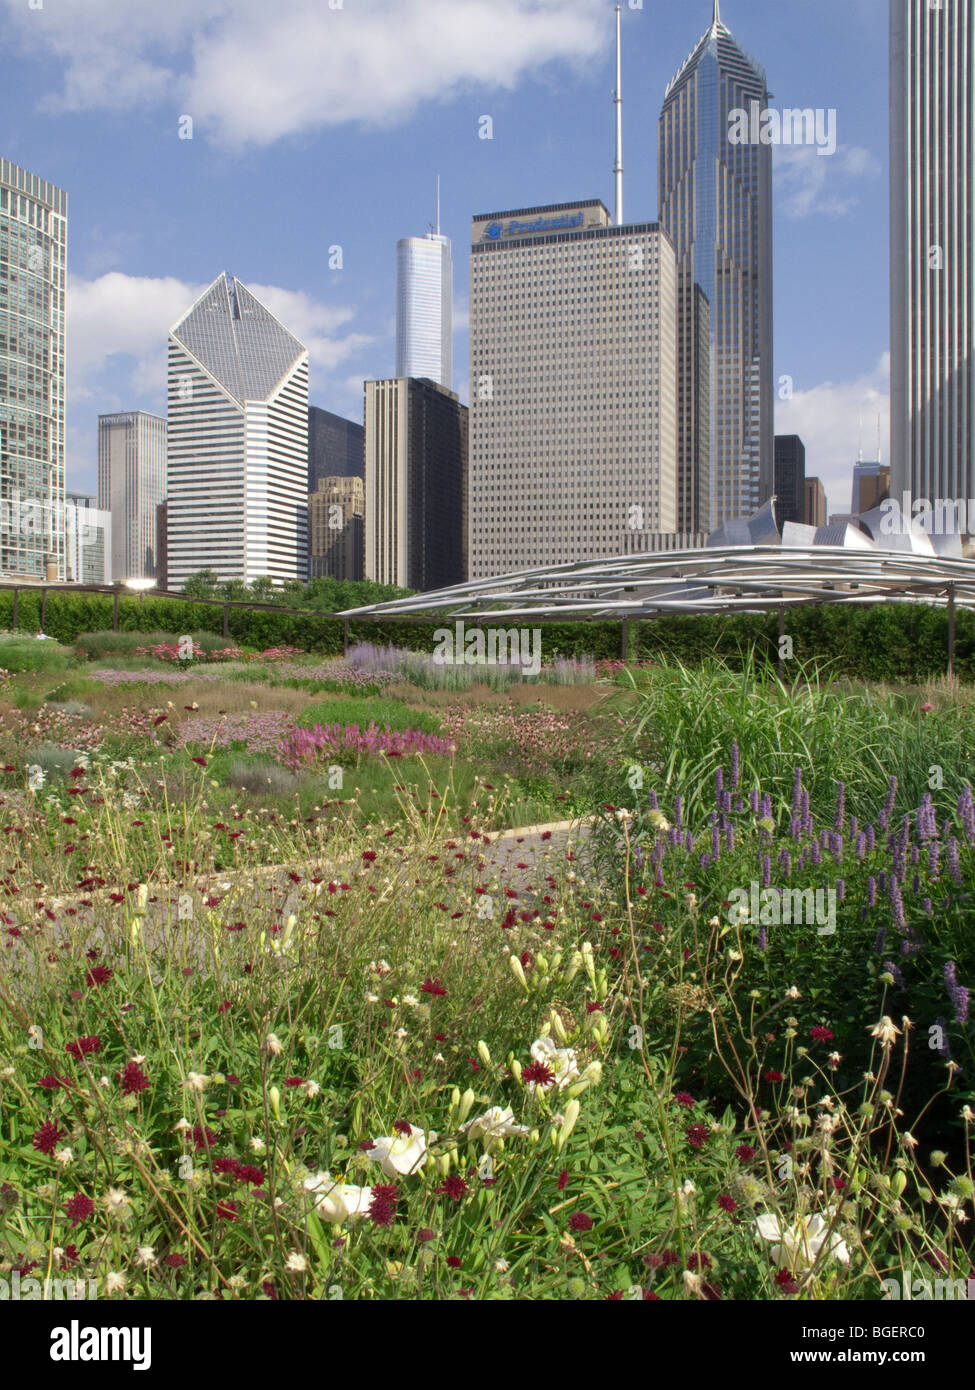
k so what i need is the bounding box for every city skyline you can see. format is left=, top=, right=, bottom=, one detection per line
left=0, top=0, right=893, bottom=522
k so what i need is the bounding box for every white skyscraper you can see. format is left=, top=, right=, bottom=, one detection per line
left=98, top=411, right=166, bottom=582
left=395, top=196, right=452, bottom=389
left=890, top=0, right=974, bottom=509
left=166, top=274, right=309, bottom=587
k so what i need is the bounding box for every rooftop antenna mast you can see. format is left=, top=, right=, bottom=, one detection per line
left=613, top=4, right=623, bottom=226
left=713, top=0, right=721, bottom=26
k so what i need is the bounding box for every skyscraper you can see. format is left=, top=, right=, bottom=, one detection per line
left=64, top=492, right=112, bottom=585
left=773, top=435, right=806, bottom=528
left=166, top=274, right=309, bottom=588
left=0, top=157, right=67, bottom=579
left=804, top=477, right=827, bottom=529
left=468, top=199, right=680, bottom=579
left=309, top=475, right=364, bottom=581
left=395, top=202, right=453, bottom=389
left=659, top=2, right=774, bottom=531
left=364, top=377, right=467, bottom=591
left=98, top=411, right=167, bottom=582
left=308, top=406, right=364, bottom=490
left=890, top=0, right=974, bottom=509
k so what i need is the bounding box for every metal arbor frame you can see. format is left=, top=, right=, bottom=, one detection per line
left=339, top=545, right=975, bottom=676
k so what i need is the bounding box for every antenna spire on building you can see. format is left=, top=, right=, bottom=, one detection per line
left=712, top=0, right=721, bottom=26
left=613, top=3, right=623, bottom=226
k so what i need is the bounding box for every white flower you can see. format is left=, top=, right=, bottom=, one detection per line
left=134, top=1247, right=155, bottom=1268
left=104, top=1188, right=131, bottom=1218
left=54, top=1147, right=73, bottom=1166
left=402, top=994, right=419, bottom=1008
left=303, top=1172, right=372, bottom=1222
left=184, top=1073, right=209, bottom=1093
left=460, top=1107, right=530, bottom=1146
left=301, top=1080, right=321, bottom=1099
left=250, top=1137, right=266, bottom=1154
left=366, top=1123, right=434, bottom=1177
left=105, top=1271, right=127, bottom=1295
left=369, top=959, right=392, bottom=976
left=285, top=1251, right=308, bottom=1273
left=784, top=986, right=802, bottom=1001
left=530, top=1035, right=580, bottom=1090
left=27, top=765, right=45, bottom=792
left=869, top=1016, right=902, bottom=1049
left=494, top=1258, right=510, bottom=1273
left=364, top=992, right=379, bottom=1005
left=265, top=1034, right=284, bottom=1056
left=754, top=1210, right=850, bottom=1270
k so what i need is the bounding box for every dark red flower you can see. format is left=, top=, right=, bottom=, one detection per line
left=568, top=1211, right=593, bottom=1233
left=59, top=1245, right=80, bottom=1269
left=33, top=1121, right=65, bottom=1155
left=717, top=1194, right=738, bottom=1213
left=65, top=1193, right=95, bottom=1226
left=85, top=966, right=113, bottom=987
left=216, top=1200, right=238, bottom=1220
left=392, top=1119, right=413, bottom=1135
left=775, top=1269, right=800, bottom=1295
left=735, top=1144, right=757, bottom=1162
left=361, top=850, right=377, bottom=862
left=420, top=977, right=447, bottom=996
left=284, top=1077, right=305, bottom=1088
left=38, top=1075, right=72, bottom=1091
left=809, top=1026, right=835, bottom=1043
left=368, top=1183, right=398, bottom=1227
left=673, top=1092, right=695, bottom=1107
left=685, top=1124, right=710, bottom=1150
left=164, top=1254, right=187, bottom=1268
left=687, top=1252, right=712, bottom=1271
left=417, top=1228, right=436, bottom=1243
left=191, top=757, right=207, bottom=767
left=118, top=1061, right=149, bottom=1096
left=446, top=1255, right=462, bottom=1268
left=763, top=1071, right=783, bottom=1083
left=522, top=1061, right=556, bottom=1088
left=436, top=1175, right=468, bottom=1201
left=192, top=1125, right=219, bottom=1152
left=66, top=1036, right=102, bottom=1059
left=557, top=1169, right=569, bottom=1191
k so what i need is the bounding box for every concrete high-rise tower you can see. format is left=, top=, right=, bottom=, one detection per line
left=166, top=274, right=309, bottom=587
left=659, top=2, right=774, bottom=531
left=890, top=0, right=974, bottom=510
left=98, top=411, right=167, bottom=582
left=0, top=158, right=67, bottom=579
left=395, top=187, right=453, bottom=389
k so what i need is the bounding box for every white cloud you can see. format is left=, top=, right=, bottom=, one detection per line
left=3, top=0, right=607, bottom=146
left=775, top=353, right=890, bottom=517
left=774, top=144, right=881, bottom=220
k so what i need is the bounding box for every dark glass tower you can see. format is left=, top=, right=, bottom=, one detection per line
left=659, top=2, right=773, bottom=531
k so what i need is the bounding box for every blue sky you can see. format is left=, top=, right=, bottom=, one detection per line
left=1, top=0, right=892, bottom=515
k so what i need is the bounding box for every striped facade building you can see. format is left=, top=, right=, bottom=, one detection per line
left=890, top=0, right=974, bottom=510
left=98, top=410, right=166, bottom=582
left=166, top=275, right=308, bottom=587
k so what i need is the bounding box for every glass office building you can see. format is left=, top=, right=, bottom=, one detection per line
left=659, top=3, right=773, bottom=531
left=395, top=234, right=452, bottom=389
left=0, top=157, right=67, bottom=579
left=98, top=411, right=167, bottom=582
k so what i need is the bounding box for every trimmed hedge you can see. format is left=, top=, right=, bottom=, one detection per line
left=0, top=589, right=968, bottom=683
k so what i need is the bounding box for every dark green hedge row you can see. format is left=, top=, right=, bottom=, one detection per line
left=0, top=589, right=967, bottom=682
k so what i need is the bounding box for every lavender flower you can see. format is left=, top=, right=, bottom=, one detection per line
left=944, top=962, right=970, bottom=1025
left=777, top=849, right=792, bottom=876
left=834, top=782, right=846, bottom=832
left=957, top=785, right=975, bottom=844
left=855, top=833, right=867, bottom=862
left=947, top=838, right=963, bottom=884
left=883, top=960, right=904, bottom=988
left=761, top=854, right=772, bottom=889
left=867, top=876, right=877, bottom=907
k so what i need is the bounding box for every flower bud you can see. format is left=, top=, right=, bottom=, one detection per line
left=477, top=1041, right=492, bottom=1068
left=551, top=1013, right=568, bottom=1045
left=269, top=1086, right=281, bottom=1123
left=581, top=942, right=596, bottom=988
left=564, top=951, right=583, bottom=983
left=891, top=1170, right=908, bottom=1198
left=558, top=1100, right=581, bottom=1148
left=510, top=1059, right=523, bottom=1085
left=458, top=1088, right=475, bottom=1125
left=509, top=956, right=528, bottom=990
left=929, top=1150, right=947, bottom=1168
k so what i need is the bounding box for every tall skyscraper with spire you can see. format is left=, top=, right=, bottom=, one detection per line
left=658, top=1, right=773, bottom=532
left=166, top=274, right=309, bottom=587
left=890, top=0, right=974, bottom=513
left=395, top=184, right=453, bottom=389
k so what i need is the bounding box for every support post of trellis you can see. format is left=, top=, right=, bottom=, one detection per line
left=948, top=584, right=956, bottom=679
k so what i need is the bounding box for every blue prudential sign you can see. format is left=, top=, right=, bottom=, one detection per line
left=485, top=212, right=584, bottom=240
